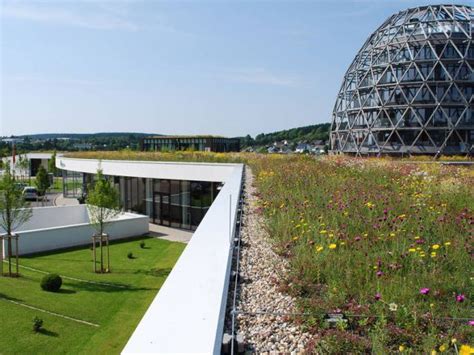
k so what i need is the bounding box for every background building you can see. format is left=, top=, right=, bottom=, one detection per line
left=3, top=153, right=57, bottom=177
left=331, top=4, right=473, bottom=157
left=142, top=136, right=240, bottom=152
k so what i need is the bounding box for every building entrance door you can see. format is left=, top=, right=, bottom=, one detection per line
left=153, top=193, right=171, bottom=226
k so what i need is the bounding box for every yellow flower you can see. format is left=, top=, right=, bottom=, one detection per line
left=329, top=243, right=337, bottom=249
left=390, top=233, right=396, bottom=237
left=430, top=303, right=434, bottom=308
left=460, top=345, right=474, bottom=355
left=363, top=233, right=368, bottom=237
left=451, top=339, right=457, bottom=345
left=408, top=248, right=416, bottom=252
left=320, top=230, right=327, bottom=234
left=431, top=350, right=437, bottom=355
left=439, top=344, right=447, bottom=352
left=431, top=252, right=437, bottom=257
left=292, top=236, right=299, bottom=241
left=399, top=345, right=405, bottom=352
left=432, top=244, right=440, bottom=250
left=316, top=246, right=324, bottom=252
left=329, top=233, right=334, bottom=238
left=444, top=242, right=451, bottom=246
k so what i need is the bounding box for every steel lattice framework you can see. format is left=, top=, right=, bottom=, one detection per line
left=331, top=4, right=473, bottom=157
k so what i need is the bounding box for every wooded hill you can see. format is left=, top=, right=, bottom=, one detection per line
left=239, top=123, right=330, bottom=147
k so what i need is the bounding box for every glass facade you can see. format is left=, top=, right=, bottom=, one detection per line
left=120, top=177, right=219, bottom=230
left=331, top=5, right=473, bottom=157
left=63, top=170, right=221, bottom=231
left=142, top=136, right=240, bottom=152
left=62, top=170, right=84, bottom=198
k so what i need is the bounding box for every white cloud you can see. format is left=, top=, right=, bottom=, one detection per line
left=1, top=1, right=139, bottom=31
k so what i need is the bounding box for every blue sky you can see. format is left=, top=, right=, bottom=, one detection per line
left=1, top=0, right=442, bottom=137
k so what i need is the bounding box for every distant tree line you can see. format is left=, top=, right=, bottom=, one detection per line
left=238, top=123, right=331, bottom=147
left=0, top=133, right=152, bottom=156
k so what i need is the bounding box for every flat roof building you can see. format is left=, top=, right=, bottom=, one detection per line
left=56, top=156, right=244, bottom=354
left=142, top=136, right=240, bottom=152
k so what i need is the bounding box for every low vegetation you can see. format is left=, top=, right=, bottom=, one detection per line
left=40, top=274, right=62, bottom=292
left=251, top=155, right=473, bottom=353
left=66, top=150, right=245, bottom=163
left=0, top=237, right=185, bottom=354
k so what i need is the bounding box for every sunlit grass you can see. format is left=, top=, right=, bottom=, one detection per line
left=0, top=237, right=185, bottom=354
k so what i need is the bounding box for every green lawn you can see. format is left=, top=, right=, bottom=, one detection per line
left=0, top=237, right=185, bottom=354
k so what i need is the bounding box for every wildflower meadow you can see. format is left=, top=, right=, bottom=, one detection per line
left=251, top=155, right=473, bottom=353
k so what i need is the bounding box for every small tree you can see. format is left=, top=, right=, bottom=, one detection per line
left=0, top=162, right=32, bottom=276
left=35, top=165, right=50, bottom=197
left=86, top=169, right=121, bottom=273
left=17, top=154, right=30, bottom=183
left=48, top=151, right=57, bottom=176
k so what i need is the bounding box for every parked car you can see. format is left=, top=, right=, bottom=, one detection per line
left=23, top=186, right=39, bottom=201
left=15, top=182, right=28, bottom=190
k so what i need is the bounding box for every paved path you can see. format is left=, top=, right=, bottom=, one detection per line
left=29, top=193, right=59, bottom=207
left=53, top=194, right=80, bottom=207
left=148, top=224, right=193, bottom=243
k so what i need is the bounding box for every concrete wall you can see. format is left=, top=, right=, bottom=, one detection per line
left=19, top=205, right=90, bottom=231
left=57, top=157, right=236, bottom=182
left=1, top=205, right=149, bottom=257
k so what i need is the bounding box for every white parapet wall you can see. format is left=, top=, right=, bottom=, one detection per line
left=57, top=157, right=244, bottom=354
left=1, top=205, right=149, bottom=257
left=122, top=163, right=243, bottom=355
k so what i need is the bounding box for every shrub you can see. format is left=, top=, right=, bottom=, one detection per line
left=32, top=317, right=43, bottom=332
left=40, top=273, right=62, bottom=292
left=127, top=252, right=134, bottom=259
left=139, top=241, right=146, bottom=249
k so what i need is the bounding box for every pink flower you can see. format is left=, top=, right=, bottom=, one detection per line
left=374, top=293, right=381, bottom=301
left=376, top=271, right=383, bottom=277
left=456, top=294, right=465, bottom=303
left=468, top=320, right=474, bottom=326
left=355, top=236, right=361, bottom=242
left=420, top=288, right=430, bottom=295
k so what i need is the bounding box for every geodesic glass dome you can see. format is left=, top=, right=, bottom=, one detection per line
left=331, top=4, right=473, bottom=157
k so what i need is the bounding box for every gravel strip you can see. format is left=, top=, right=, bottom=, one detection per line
left=225, top=167, right=310, bottom=354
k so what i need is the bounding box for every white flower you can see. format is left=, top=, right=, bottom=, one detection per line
left=389, top=303, right=398, bottom=312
